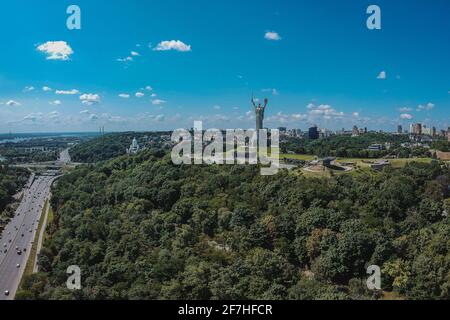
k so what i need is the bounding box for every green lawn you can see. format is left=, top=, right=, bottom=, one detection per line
left=280, top=153, right=316, bottom=161
left=282, top=153, right=434, bottom=177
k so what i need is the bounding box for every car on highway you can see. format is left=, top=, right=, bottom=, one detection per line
left=16, top=264, right=20, bottom=268
left=4, top=290, right=9, bottom=296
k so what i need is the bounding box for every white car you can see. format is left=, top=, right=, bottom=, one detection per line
left=4, top=290, right=9, bottom=296
left=16, top=264, right=20, bottom=268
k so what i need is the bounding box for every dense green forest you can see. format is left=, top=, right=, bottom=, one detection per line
left=17, top=148, right=450, bottom=300
left=282, top=133, right=440, bottom=158
left=0, top=148, right=58, bottom=163
left=0, top=166, right=30, bottom=230
left=70, top=132, right=171, bottom=163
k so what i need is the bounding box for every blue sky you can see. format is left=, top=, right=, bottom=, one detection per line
left=0, top=0, right=449, bottom=133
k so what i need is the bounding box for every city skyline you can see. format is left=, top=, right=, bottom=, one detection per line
left=0, top=0, right=449, bottom=133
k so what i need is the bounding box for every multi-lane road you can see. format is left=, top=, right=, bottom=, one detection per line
left=58, top=148, right=71, bottom=165
left=0, top=174, right=56, bottom=300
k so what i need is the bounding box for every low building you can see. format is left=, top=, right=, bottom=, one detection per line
left=368, top=144, right=383, bottom=151
left=371, top=160, right=390, bottom=171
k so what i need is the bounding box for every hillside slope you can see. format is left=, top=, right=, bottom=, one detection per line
left=18, top=149, right=450, bottom=300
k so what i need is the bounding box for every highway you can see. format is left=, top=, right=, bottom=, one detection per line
left=58, top=148, right=71, bottom=164
left=0, top=174, right=56, bottom=300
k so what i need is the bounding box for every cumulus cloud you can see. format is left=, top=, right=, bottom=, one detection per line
left=79, top=110, right=90, bottom=114
left=80, top=93, right=101, bottom=106
left=152, top=99, right=166, bottom=105
left=89, top=114, right=99, bottom=121
left=377, top=71, right=386, bottom=79
left=261, top=88, right=279, bottom=95
left=50, top=100, right=62, bottom=106
left=130, top=51, right=140, bottom=56
left=352, top=112, right=360, bottom=117
left=6, top=100, right=21, bottom=107
left=119, top=94, right=130, bottom=99
left=264, top=31, right=281, bottom=41
left=36, top=41, right=73, bottom=60
left=23, top=113, right=43, bottom=122
left=416, top=102, right=434, bottom=111
left=117, top=57, right=133, bottom=62
left=42, top=86, right=52, bottom=92
left=23, top=86, right=35, bottom=92
left=399, top=107, right=412, bottom=112
left=266, top=111, right=307, bottom=124
left=48, top=111, right=59, bottom=119
left=55, top=89, right=79, bottom=95
left=400, top=113, right=413, bottom=120
left=307, top=104, right=344, bottom=119
left=154, top=40, right=191, bottom=52
left=135, top=92, right=145, bottom=98
left=145, top=86, right=153, bottom=91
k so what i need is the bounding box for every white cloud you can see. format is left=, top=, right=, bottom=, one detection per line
left=50, top=100, right=62, bottom=106
left=352, top=112, right=360, bottom=117
left=55, top=89, right=79, bottom=95
left=80, top=93, right=101, bottom=106
left=117, top=57, right=133, bottom=62
left=6, top=100, right=21, bottom=107
left=48, top=111, right=59, bottom=119
left=23, top=86, right=35, bottom=92
left=23, top=113, right=43, bottom=122
left=89, top=114, right=99, bottom=121
left=399, top=107, right=412, bottom=112
left=154, top=40, right=191, bottom=52
left=264, top=31, right=281, bottom=41
left=145, top=86, right=153, bottom=91
left=307, top=103, right=344, bottom=119
left=262, top=88, right=279, bottom=95
left=417, top=102, right=434, bottom=111
left=377, top=71, right=386, bottom=79
left=119, top=94, right=130, bottom=99
left=152, top=99, right=166, bottom=105
left=213, top=105, right=221, bottom=110
left=150, top=93, right=157, bottom=97
left=80, top=110, right=90, bottom=114
left=400, top=113, right=413, bottom=120
left=42, top=86, right=52, bottom=92
left=135, top=92, right=145, bottom=98
left=130, top=51, right=140, bottom=56
left=36, top=41, right=73, bottom=61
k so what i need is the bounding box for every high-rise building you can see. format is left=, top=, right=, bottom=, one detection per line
left=422, top=126, right=432, bottom=136
left=278, top=127, right=287, bottom=134
left=411, top=123, right=422, bottom=135
left=397, top=125, right=403, bottom=134
left=308, top=126, right=319, bottom=140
